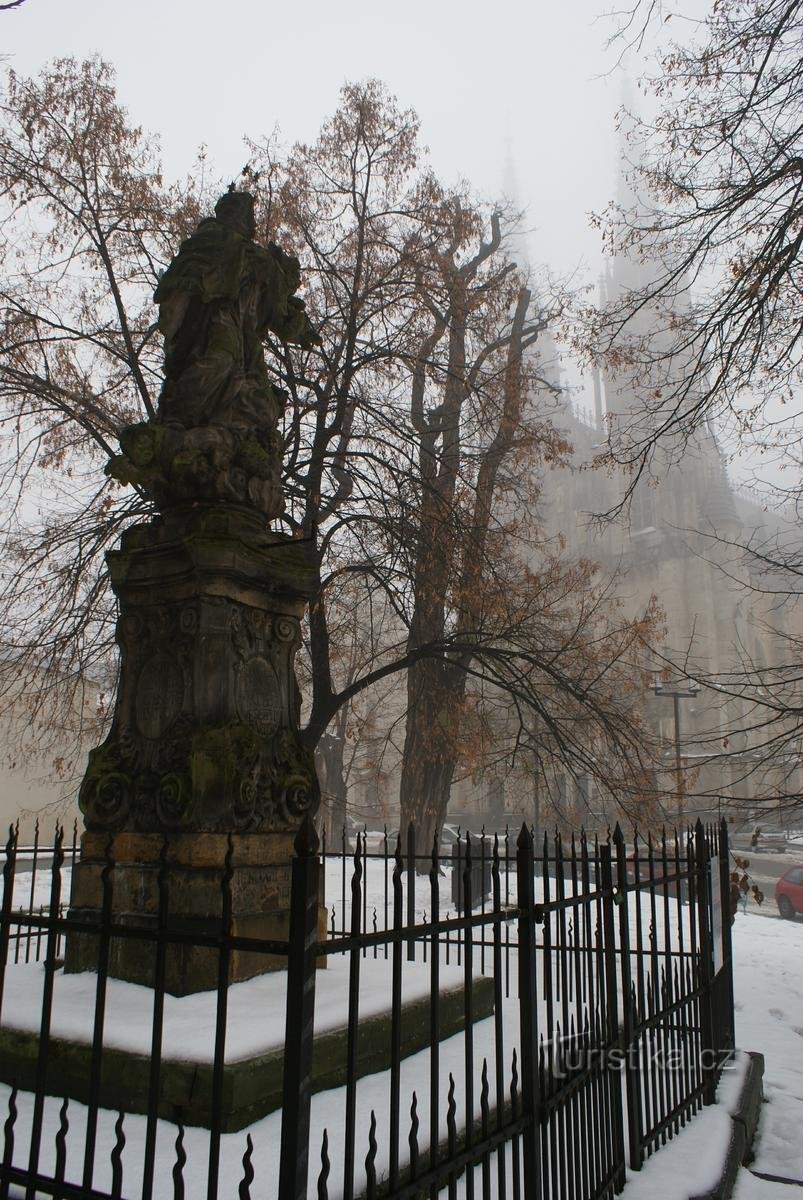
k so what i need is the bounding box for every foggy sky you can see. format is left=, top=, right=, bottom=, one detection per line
left=11, top=0, right=779, bottom=486
left=2, top=0, right=634, bottom=282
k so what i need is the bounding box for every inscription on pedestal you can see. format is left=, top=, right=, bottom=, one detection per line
left=236, top=656, right=283, bottom=735
left=135, top=655, right=184, bottom=740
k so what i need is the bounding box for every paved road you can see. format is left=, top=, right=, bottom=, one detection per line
left=734, top=847, right=803, bottom=920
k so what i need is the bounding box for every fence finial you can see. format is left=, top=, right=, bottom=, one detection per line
left=294, top=813, right=319, bottom=857
left=517, top=821, right=533, bottom=851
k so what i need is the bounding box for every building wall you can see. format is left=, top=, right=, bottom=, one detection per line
left=0, top=667, right=100, bottom=843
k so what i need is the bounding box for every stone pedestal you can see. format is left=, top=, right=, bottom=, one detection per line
left=67, top=832, right=297, bottom=994
left=65, top=504, right=321, bottom=994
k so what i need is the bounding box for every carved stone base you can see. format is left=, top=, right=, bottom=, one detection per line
left=70, top=503, right=324, bottom=992
left=78, top=505, right=320, bottom=835
left=64, top=832, right=326, bottom=995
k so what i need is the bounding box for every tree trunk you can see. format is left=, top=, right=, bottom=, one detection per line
left=315, top=731, right=347, bottom=842
left=398, top=657, right=465, bottom=868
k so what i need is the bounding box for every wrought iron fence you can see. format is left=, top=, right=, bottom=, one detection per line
left=0, top=816, right=734, bottom=1199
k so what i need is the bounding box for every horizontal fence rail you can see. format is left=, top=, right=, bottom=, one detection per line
left=0, top=816, right=735, bottom=1199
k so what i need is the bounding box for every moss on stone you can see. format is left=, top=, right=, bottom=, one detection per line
left=191, top=723, right=261, bottom=801
left=237, top=438, right=273, bottom=478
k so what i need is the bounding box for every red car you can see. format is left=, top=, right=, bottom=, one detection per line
left=775, top=866, right=803, bottom=919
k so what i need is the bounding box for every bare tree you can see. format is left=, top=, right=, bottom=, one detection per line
left=650, top=521, right=803, bottom=824
left=250, top=86, right=663, bottom=843
left=581, top=2, right=803, bottom=826
left=587, top=0, right=802, bottom=514
left=0, top=57, right=207, bottom=776
left=0, top=63, right=662, bottom=835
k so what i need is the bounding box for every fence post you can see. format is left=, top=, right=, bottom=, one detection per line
left=516, top=823, right=542, bottom=1200
left=406, top=822, right=416, bottom=962
left=694, top=820, right=716, bottom=1106
left=612, top=823, right=643, bottom=1171
left=279, top=816, right=321, bottom=1200
left=0, top=826, right=17, bottom=1022
left=719, top=818, right=735, bottom=1054
left=600, top=841, right=626, bottom=1188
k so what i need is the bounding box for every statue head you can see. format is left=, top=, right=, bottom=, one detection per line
left=214, top=189, right=257, bottom=240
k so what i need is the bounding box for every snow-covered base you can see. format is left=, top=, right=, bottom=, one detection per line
left=616, top=909, right=803, bottom=1200
left=2, top=899, right=801, bottom=1197
left=0, top=999, right=519, bottom=1199
left=0, top=953, right=468, bottom=1064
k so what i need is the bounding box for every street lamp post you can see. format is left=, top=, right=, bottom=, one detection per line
left=652, top=676, right=701, bottom=823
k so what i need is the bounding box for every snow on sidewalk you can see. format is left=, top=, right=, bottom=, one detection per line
left=731, top=910, right=803, bottom=1198
left=617, top=909, right=803, bottom=1200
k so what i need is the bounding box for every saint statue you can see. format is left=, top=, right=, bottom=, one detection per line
left=108, top=189, right=317, bottom=517
left=155, top=189, right=317, bottom=429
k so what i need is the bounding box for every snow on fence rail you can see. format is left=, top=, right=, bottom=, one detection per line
left=0, top=817, right=735, bottom=1199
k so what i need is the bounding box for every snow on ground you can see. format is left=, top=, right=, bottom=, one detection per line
left=0, top=955, right=470, bottom=1064
left=2, top=860, right=801, bottom=1197
left=730, top=910, right=803, bottom=1198
left=616, top=909, right=803, bottom=1200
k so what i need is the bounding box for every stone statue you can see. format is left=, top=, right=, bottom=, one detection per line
left=70, top=189, right=323, bottom=992
left=107, top=189, right=317, bottom=517
left=79, top=188, right=322, bottom=844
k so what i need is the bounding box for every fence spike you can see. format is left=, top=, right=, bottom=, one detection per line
left=510, top=1047, right=519, bottom=1117
left=292, top=813, right=318, bottom=858
left=447, top=1073, right=457, bottom=1157
left=555, top=1019, right=564, bottom=1078
left=408, top=1091, right=419, bottom=1180
left=172, top=1122, right=186, bottom=1200
left=317, top=1128, right=330, bottom=1200
left=238, top=1132, right=255, bottom=1199
left=2, top=1085, right=17, bottom=1171
left=54, top=1097, right=69, bottom=1183
left=352, top=832, right=363, bottom=904
left=365, top=1111, right=378, bottom=1199
left=110, top=1111, right=125, bottom=1199
left=480, top=1059, right=490, bottom=1128
left=223, top=831, right=235, bottom=905
left=430, top=831, right=439, bottom=881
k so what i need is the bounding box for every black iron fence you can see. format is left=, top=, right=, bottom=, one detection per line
left=0, top=817, right=734, bottom=1199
